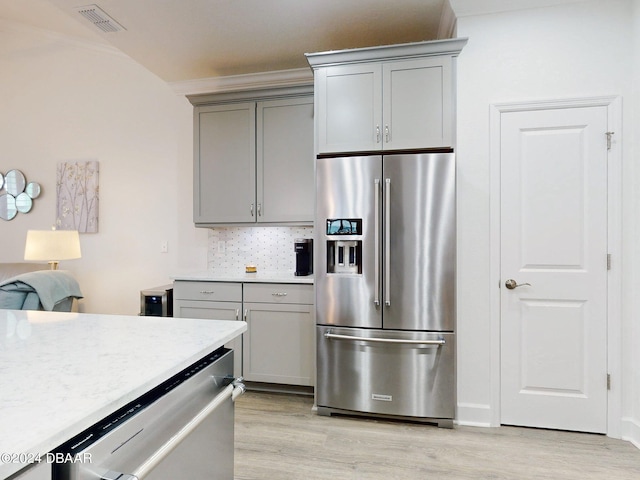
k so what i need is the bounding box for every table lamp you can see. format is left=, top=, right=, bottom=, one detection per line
left=24, top=229, right=82, bottom=270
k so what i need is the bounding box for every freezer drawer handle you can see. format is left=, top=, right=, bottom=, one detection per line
left=324, top=331, right=445, bottom=346
left=124, top=378, right=246, bottom=480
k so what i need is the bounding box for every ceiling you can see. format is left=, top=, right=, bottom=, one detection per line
left=0, top=0, right=588, bottom=85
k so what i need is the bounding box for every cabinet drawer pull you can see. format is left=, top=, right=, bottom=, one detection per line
left=271, top=292, right=288, bottom=297
left=199, top=290, right=214, bottom=294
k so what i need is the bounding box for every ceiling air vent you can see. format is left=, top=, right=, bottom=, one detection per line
left=75, top=4, right=126, bottom=33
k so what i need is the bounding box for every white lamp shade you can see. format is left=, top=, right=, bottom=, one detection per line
left=24, top=230, right=82, bottom=262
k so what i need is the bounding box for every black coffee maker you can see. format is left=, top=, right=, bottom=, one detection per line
left=294, top=238, right=313, bottom=276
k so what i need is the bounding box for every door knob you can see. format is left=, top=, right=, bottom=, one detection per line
left=505, top=279, right=531, bottom=290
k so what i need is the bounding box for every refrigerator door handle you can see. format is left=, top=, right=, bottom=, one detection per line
left=374, top=178, right=381, bottom=306
left=384, top=178, right=391, bottom=306
left=324, top=331, right=445, bottom=346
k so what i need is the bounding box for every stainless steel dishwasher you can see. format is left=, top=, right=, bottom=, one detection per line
left=53, top=348, right=244, bottom=480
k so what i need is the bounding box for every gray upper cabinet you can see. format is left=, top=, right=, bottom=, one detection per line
left=191, top=87, right=314, bottom=226
left=306, top=39, right=467, bottom=154
left=257, top=97, right=314, bottom=223
left=195, top=102, right=256, bottom=224
left=315, top=62, right=382, bottom=153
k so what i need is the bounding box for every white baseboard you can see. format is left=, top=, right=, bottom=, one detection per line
left=621, top=417, right=640, bottom=449
left=456, top=402, right=494, bottom=428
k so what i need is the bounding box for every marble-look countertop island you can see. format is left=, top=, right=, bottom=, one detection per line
left=0, top=309, right=246, bottom=479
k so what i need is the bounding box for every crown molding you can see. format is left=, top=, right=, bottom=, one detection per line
left=305, top=38, right=468, bottom=69
left=170, top=68, right=314, bottom=96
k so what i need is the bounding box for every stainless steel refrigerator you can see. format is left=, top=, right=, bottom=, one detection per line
left=315, top=150, right=455, bottom=427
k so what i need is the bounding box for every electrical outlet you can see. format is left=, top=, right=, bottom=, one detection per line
left=161, top=241, right=168, bottom=253
left=217, top=241, right=225, bottom=254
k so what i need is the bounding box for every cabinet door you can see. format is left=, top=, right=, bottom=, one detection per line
left=256, top=97, right=314, bottom=222
left=382, top=57, right=452, bottom=150
left=173, top=299, right=243, bottom=378
left=195, top=103, right=256, bottom=224
left=316, top=63, right=382, bottom=153
left=243, top=302, right=314, bottom=386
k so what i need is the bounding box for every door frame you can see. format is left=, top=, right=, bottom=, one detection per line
left=489, top=96, right=622, bottom=437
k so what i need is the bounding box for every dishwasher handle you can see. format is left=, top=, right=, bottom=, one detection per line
left=125, top=378, right=245, bottom=480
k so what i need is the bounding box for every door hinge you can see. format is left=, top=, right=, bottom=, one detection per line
left=607, top=373, right=611, bottom=390
left=607, top=253, right=612, bottom=270
left=606, top=131, right=615, bottom=150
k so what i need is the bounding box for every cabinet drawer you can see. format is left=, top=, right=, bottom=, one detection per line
left=243, top=283, right=313, bottom=304
left=173, top=281, right=242, bottom=302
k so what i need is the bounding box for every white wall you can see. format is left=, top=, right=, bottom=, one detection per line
left=628, top=0, right=640, bottom=449
left=454, top=0, right=638, bottom=444
left=0, top=22, right=207, bottom=314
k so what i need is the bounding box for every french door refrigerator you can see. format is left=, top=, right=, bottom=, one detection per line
left=315, top=150, right=455, bottom=427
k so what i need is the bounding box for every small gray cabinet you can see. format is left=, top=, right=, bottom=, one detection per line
left=242, top=283, right=315, bottom=386
left=173, top=281, right=243, bottom=377
left=306, top=39, right=467, bottom=154
left=191, top=87, right=314, bottom=226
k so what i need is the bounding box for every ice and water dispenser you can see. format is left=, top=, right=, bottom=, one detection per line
left=325, top=218, right=362, bottom=275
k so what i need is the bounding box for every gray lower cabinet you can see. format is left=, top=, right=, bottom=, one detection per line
left=243, top=283, right=315, bottom=386
left=173, top=281, right=243, bottom=377
left=173, top=281, right=314, bottom=387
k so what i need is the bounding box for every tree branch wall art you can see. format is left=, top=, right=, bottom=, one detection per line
left=56, top=161, right=99, bottom=233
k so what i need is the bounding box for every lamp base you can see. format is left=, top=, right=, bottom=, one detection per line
left=48, top=261, right=59, bottom=270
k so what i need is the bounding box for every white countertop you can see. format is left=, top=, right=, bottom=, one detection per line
left=0, top=309, right=246, bottom=479
left=171, top=270, right=314, bottom=284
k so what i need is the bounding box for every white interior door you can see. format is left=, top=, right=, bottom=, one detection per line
left=500, top=105, right=608, bottom=433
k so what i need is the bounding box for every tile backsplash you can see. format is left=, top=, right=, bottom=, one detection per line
left=207, top=226, right=314, bottom=273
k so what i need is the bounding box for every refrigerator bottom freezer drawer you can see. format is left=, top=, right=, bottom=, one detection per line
left=316, top=326, right=455, bottom=421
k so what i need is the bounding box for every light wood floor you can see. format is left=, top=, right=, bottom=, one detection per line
left=234, top=391, right=640, bottom=480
